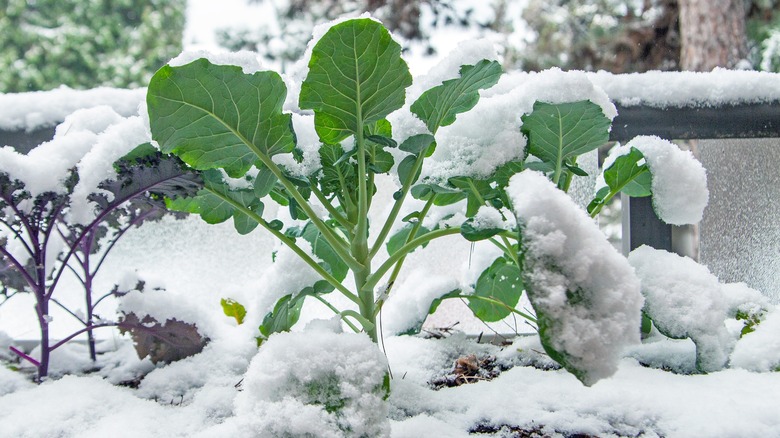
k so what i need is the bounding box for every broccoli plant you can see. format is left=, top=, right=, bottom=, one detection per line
left=0, top=144, right=200, bottom=380
left=148, top=18, right=708, bottom=386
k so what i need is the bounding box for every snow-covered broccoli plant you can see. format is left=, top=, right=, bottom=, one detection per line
left=146, top=16, right=758, bottom=388
left=0, top=107, right=200, bottom=380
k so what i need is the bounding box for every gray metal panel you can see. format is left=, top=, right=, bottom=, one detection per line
left=0, top=127, right=56, bottom=154
left=622, top=193, right=672, bottom=256
left=611, top=102, right=780, bottom=142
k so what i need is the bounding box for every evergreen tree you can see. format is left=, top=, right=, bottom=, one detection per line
left=0, top=0, right=186, bottom=92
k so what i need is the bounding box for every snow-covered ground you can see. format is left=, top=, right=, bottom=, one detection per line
left=2, top=4, right=780, bottom=437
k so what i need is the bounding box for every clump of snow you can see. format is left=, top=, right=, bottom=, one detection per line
left=731, top=308, right=780, bottom=372
left=232, top=327, right=390, bottom=437
left=55, top=105, right=124, bottom=136
left=508, top=170, right=643, bottom=385
left=627, top=245, right=752, bottom=372
left=0, top=86, right=145, bottom=132
left=169, top=50, right=263, bottom=74
left=136, top=337, right=257, bottom=404
left=624, top=136, right=709, bottom=225
left=588, top=69, right=780, bottom=108
left=381, top=270, right=459, bottom=336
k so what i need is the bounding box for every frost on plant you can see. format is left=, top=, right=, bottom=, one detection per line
left=509, top=171, right=644, bottom=386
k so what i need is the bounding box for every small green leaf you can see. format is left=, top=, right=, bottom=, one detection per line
left=565, top=163, right=589, bottom=177
left=366, top=135, right=397, bottom=149
left=166, top=170, right=263, bottom=235
left=254, top=166, right=277, bottom=198
left=411, top=60, right=502, bottom=134
left=410, top=183, right=466, bottom=206
left=521, top=101, right=610, bottom=180
left=299, top=18, right=412, bottom=144
left=492, top=160, right=525, bottom=188
left=604, top=147, right=652, bottom=198
left=524, top=161, right=556, bottom=173
left=221, top=298, right=247, bottom=325
left=399, top=134, right=435, bottom=156
left=397, top=155, right=421, bottom=185
left=387, top=223, right=431, bottom=256
left=467, top=257, right=523, bottom=322
left=460, top=216, right=504, bottom=242
left=258, top=294, right=305, bottom=343
left=369, top=148, right=395, bottom=174
left=448, top=176, right=499, bottom=217
left=268, top=219, right=284, bottom=231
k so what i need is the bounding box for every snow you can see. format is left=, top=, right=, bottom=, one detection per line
left=380, top=270, right=459, bottom=336
left=589, top=68, right=780, bottom=107
left=617, top=136, right=709, bottom=225
left=508, top=170, right=644, bottom=385
left=230, top=326, right=390, bottom=437
left=168, top=50, right=263, bottom=74
left=628, top=245, right=773, bottom=372
left=0, top=86, right=145, bottom=132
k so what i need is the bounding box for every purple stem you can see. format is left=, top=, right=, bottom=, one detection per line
left=9, top=346, right=40, bottom=367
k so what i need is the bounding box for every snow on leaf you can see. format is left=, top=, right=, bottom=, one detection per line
left=509, top=170, right=643, bottom=386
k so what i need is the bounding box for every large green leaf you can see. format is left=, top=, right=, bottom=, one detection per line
left=411, top=59, right=502, bottom=134
left=521, top=100, right=610, bottom=175
left=299, top=18, right=412, bottom=144
left=147, top=58, right=295, bottom=178
left=467, top=257, right=523, bottom=322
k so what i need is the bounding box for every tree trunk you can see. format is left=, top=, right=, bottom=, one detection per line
left=678, top=0, right=747, bottom=71
left=366, top=0, right=422, bottom=40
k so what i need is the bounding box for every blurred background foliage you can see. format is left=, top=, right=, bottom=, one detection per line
left=1, top=0, right=778, bottom=93
left=0, top=0, right=185, bottom=92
